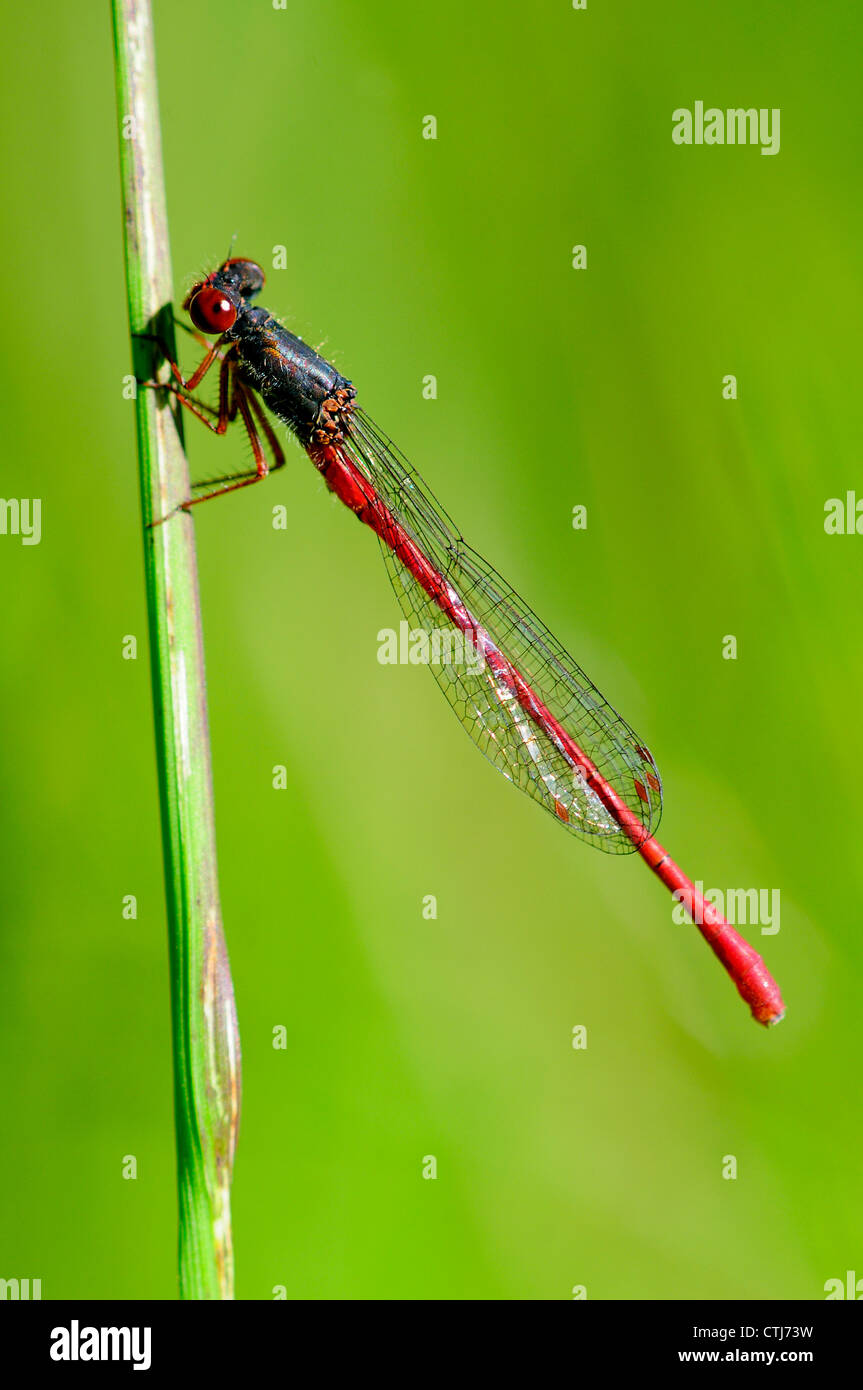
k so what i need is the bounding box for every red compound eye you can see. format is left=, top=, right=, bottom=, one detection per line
left=188, top=286, right=237, bottom=334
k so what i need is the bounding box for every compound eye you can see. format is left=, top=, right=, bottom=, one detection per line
left=188, top=287, right=237, bottom=334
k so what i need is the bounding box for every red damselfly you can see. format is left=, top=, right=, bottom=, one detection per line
left=144, top=257, right=785, bottom=1027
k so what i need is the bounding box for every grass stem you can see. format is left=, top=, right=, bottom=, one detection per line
left=112, top=0, right=240, bottom=1300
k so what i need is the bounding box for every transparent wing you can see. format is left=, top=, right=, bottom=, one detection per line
left=341, top=410, right=662, bottom=853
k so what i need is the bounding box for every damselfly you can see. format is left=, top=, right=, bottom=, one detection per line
left=144, top=257, right=785, bottom=1026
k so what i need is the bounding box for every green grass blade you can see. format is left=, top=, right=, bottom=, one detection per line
left=111, top=0, right=240, bottom=1300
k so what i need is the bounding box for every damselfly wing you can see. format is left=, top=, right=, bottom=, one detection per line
left=341, top=410, right=662, bottom=853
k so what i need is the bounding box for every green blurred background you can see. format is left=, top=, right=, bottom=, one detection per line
left=1, top=0, right=860, bottom=1300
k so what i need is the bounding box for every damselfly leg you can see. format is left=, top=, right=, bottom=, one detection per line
left=137, top=333, right=286, bottom=521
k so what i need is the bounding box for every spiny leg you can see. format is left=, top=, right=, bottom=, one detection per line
left=143, top=347, right=235, bottom=438
left=133, top=329, right=228, bottom=391
left=183, top=362, right=286, bottom=483
left=180, top=379, right=278, bottom=510
left=142, top=345, right=286, bottom=524
left=246, top=390, right=286, bottom=472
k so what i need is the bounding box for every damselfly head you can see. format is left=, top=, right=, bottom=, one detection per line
left=183, top=258, right=266, bottom=335
left=215, top=258, right=265, bottom=300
